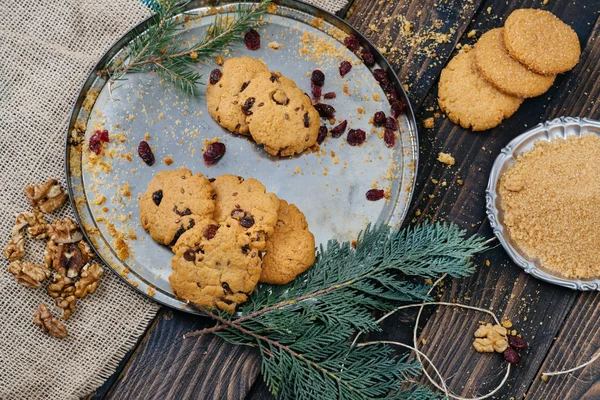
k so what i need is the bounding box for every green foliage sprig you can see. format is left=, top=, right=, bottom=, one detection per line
left=186, top=223, right=488, bottom=399
left=102, top=0, right=271, bottom=96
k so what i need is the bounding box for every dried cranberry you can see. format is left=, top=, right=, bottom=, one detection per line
left=240, top=215, right=255, bottom=228
left=339, top=61, right=352, bottom=77
left=508, top=335, right=528, bottom=350
left=361, top=48, right=375, bottom=66
left=314, top=103, right=336, bottom=119
left=387, top=87, right=399, bottom=101
left=343, top=34, right=360, bottom=51
left=183, top=249, right=196, bottom=261
left=384, top=128, right=395, bottom=148
left=373, top=111, right=386, bottom=127
left=317, top=126, right=327, bottom=144
left=152, top=190, right=163, bottom=206
left=347, top=129, right=366, bottom=146
left=311, top=69, right=325, bottom=87
left=204, top=224, right=219, bottom=240
left=242, top=97, right=255, bottom=116
left=311, top=82, right=322, bottom=99
left=330, top=120, right=347, bottom=138
left=323, top=92, right=336, bottom=99
left=385, top=117, right=398, bottom=131
left=373, top=69, right=389, bottom=86
left=244, top=29, right=260, bottom=50
left=89, top=130, right=109, bottom=155
left=503, top=348, right=521, bottom=365
left=137, top=140, right=155, bottom=166
left=391, top=101, right=405, bottom=118
left=209, top=69, right=222, bottom=85
left=366, top=189, right=385, bottom=201
left=203, top=142, right=226, bottom=165
left=304, top=112, right=310, bottom=127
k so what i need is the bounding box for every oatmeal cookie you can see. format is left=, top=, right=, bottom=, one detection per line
left=211, top=174, right=280, bottom=251
left=206, top=56, right=269, bottom=135
left=474, top=28, right=555, bottom=98
left=169, top=221, right=262, bottom=313
left=139, top=169, right=215, bottom=247
left=503, top=9, right=580, bottom=75
left=438, top=50, right=523, bottom=131
left=260, top=200, right=315, bottom=285
left=242, top=71, right=320, bottom=156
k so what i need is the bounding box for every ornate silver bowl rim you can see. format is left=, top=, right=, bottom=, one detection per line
left=486, top=117, right=600, bottom=291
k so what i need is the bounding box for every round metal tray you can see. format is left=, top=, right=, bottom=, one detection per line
left=486, top=116, right=600, bottom=291
left=65, top=0, right=419, bottom=313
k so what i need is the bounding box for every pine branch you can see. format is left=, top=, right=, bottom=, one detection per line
left=102, top=0, right=271, bottom=95
left=186, top=222, right=489, bottom=399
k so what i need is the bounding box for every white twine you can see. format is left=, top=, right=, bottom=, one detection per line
left=354, top=273, right=512, bottom=400
left=542, top=349, right=600, bottom=379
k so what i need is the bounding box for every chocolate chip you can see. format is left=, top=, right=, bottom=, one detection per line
left=222, top=282, right=233, bottom=294
left=270, top=73, right=279, bottom=82
left=169, top=226, right=186, bottom=246
left=240, top=81, right=250, bottom=92
left=173, top=205, right=192, bottom=216
left=188, top=219, right=195, bottom=229
left=231, top=209, right=245, bottom=220
left=184, top=249, right=196, bottom=261
left=204, top=224, right=219, bottom=240
left=242, top=97, right=255, bottom=116
left=240, top=215, right=255, bottom=228
left=152, top=190, right=163, bottom=206
left=303, top=112, right=309, bottom=127
left=241, top=244, right=250, bottom=254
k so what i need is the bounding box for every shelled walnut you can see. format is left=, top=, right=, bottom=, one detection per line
left=24, top=178, right=68, bottom=213
left=44, top=239, right=95, bottom=278
left=47, top=218, right=83, bottom=244
left=3, top=234, right=25, bottom=261
left=33, top=304, right=67, bottom=338
left=8, top=260, right=51, bottom=288
left=75, top=263, right=104, bottom=298
left=473, top=323, right=509, bottom=353
left=48, top=273, right=78, bottom=320
left=55, top=294, right=77, bottom=320
left=24, top=210, right=49, bottom=239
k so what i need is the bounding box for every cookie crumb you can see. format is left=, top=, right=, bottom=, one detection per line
left=467, top=29, right=477, bottom=38
left=423, top=117, right=435, bottom=129
left=163, top=157, right=174, bottom=166
left=268, top=41, right=281, bottom=50
left=437, top=152, right=455, bottom=166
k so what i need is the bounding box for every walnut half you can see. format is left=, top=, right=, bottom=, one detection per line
left=47, top=274, right=77, bottom=320
left=33, top=304, right=67, bottom=338
left=48, top=218, right=83, bottom=244
left=473, top=323, right=509, bottom=353
left=3, top=234, right=25, bottom=261
left=8, top=261, right=51, bottom=288
left=75, top=262, right=104, bottom=298
left=24, top=179, right=68, bottom=213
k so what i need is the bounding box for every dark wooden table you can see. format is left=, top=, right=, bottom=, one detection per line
left=92, top=1, right=600, bottom=398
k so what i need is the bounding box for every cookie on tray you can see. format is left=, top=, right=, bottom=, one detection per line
left=211, top=174, right=280, bottom=251
left=242, top=71, right=320, bottom=156
left=206, top=56, right=269, bottom=135
left=503, top=9, right=580, bottom=75
left=260, top=200, right=316, bottom=285
left=139, top=169, right=215, bottom=247
left=474, top=28, right=555, bottom=98
left=170, top=221, right=262, bottom=313
left=438, top=50, right=523, bottom=131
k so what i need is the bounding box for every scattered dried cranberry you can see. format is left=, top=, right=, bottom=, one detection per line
left=203, top=142, right=226, bottom=165
left=152, top=190, right=163, bottom=206
left=209, top=69, right=222, bottom=85
left=373, top=69, right=389, bottom=86
left=317, top=125, right=328, bottom=144
left=373, top=111, right=386, bottom=127
left=366, top=189, right=385, bottom=201
left=503, top=348, right=520, bottom=365
left=508, top=335, right=528, bottom=350
left=347, top=129, right=366, bottom=146
left=339, top=61, right=352, bottom=77
left=385, top=117, right=398, bottom=131
left=244, top=29, right=260, bottom=50
left=89, top=130, right=109, bottom=155
left=311, top=82, right=322, bottom=99
left=384, top=128, right=395, bottom=148
left=204, top=224, right=219, bottom=240
left=343, top=34, right=360, bottom=51
left=330, top=120, right=347, bottom=138
left=303, top=112, right=310, bottom=128
left=311, top=70, right=325, bottom=87
left=361, top=48, right=375, bottom=66
left=314, top=103, right=336, bottom=119
left=242, top=97, right=255, bottom=116
left=323, top=92, right=336, bottom=100
left=137, top=140, right=155, bottom=166
left=387, top=87, right=399, bottom=101
left=183, top=249, right=196, bottom=262
left=391, top=101, right=406, bottom=118
left=240, top=215, right=255, bottom=228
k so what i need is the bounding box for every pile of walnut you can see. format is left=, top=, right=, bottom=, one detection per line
left=473, top=321, right=528, bottom=365
left=3, top=178, right=104, bottom=338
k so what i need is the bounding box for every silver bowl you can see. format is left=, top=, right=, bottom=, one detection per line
left=486, top=117, right=600, bottom=291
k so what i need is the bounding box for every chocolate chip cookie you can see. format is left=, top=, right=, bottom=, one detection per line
left=260, top=200, right=316, bottom=285
left=169, top=221, right=261, bottom=313
left=139, top=169, right=215, bottom=246
left=211, top=174, right=280, bottom=251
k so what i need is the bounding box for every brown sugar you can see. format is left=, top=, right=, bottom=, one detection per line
left=499, top=134, right=600, bottom=278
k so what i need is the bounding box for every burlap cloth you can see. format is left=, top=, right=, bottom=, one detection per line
left=0, top=0, right=348, bottom=399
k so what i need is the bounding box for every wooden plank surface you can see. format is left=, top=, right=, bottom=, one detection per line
left=98, top=1, right=600, bottom=399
